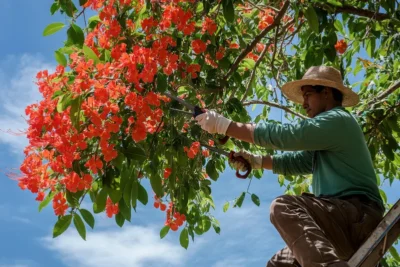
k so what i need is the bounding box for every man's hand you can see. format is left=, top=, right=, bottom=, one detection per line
left=195, top=110, right=232, bottom=135
left=230, top=150, right=263, bottom=171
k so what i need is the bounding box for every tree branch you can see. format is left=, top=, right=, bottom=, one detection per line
left=364, top=102, right=400, bottom=135
left=222, top=1, right=290, bottom=85
left=243, top=100, right=307, bottom=119
left=357, top=80, right=400, bottom=116
left=316, top=4, right=389, bottom=21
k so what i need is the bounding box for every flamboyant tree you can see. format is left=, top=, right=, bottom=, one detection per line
left=18, top=0, right=399, bottom=264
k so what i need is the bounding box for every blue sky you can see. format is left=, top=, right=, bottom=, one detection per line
left=0, top=1, right=398, bottom=267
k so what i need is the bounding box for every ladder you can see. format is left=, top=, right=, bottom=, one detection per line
left=348, top=198, right=400, bottom=267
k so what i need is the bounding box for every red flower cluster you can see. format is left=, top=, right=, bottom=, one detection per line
left=106, top=197, right=119, bottom=218
left=184, top=141, right=201, bottom=159
left=165, top=203, right=186, bottom=231
left=335, top=39, right=347, bottom=54
left=258, top=9, right=275, bottom=30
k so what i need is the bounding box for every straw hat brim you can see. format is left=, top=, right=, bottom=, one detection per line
left=282, top=78, right=359, bottom=107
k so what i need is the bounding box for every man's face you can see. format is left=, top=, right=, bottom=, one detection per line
left=301, top=85, right=327, bottom=118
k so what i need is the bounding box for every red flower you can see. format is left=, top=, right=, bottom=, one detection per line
left=335, top=39, right=347, bottom=54
left=192, top=39, right=207, bottom=54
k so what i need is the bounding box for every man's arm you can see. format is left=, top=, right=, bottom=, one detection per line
left=272, top=151, right=313, bottom=175
left=225, top=122, right=256, bottom=144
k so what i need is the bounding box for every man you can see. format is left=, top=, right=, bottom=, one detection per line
left=195, top=66, right=384, bottom=267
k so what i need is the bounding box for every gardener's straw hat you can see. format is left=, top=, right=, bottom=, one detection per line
left=281, top=66, right=359, bottom=107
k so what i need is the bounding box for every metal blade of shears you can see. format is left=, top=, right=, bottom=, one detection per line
left=170, top=108, right=193, bottom=116
left=164, top=91, right=204, bottom=117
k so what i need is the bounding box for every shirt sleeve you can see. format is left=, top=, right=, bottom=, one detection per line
left=272, top=151, right=313, bottom=176
left=253, top=111, right=341, bottom=151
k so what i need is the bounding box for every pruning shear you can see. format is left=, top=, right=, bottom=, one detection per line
left=164, top=91, right=230, bottom=145
left=201, top=143, right=252, bottom=179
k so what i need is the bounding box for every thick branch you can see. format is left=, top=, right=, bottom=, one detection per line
left=364, top=102, right=400, bottom=135
left=357, top=80, right=400, bottom=116
left=374, top=80, right=400, bottom=103
left=243, top=100, right=307, bottom=119
left=222, top=1, right=290, bottom=84
left=317, top=4, right=389, bottom=21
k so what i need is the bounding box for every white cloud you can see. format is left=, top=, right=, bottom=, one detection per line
left=43, top=225, right=195, bottom=267
left=0, top=54, right=53, bottom=155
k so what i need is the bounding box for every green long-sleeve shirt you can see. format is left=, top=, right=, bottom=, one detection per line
left=253, top=106, right=383, bottom=210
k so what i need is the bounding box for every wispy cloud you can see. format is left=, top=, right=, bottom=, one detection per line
left=43, top=225, right=197, bottom=267
left=0, top=54, right=53, bottom=155
left=0, top=259, right=37, bottom=267
left=0, top=204, right=32, bottom=225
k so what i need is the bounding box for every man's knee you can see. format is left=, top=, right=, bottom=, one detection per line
left=269, top=195, right=295, bottom=225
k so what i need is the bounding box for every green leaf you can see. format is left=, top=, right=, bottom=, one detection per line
left=327, top=0, right=343, bottom=7
left=234, top=192, right=245, bottom=208
left=304, top=7, right=319, bottom=33
left=382, top=144, right=394, bottom=161
left=79, top=209, right=95, bottom=229
left=223, top=202, right=229, bottom=212
left=115, top=213, right=125, bottom=227
left=93, top=189, right=107, bottom=213
left=366, top=38, right=375, bottom=58
left=43, top=22, right=65, bottom=36
left=131, top=179, right=138, bottom=208
left=251, top=194, right=260, bottom=206
left=59, top=0, right=77, bottom=17
left=83, top=45, right=100, bottom=64
left=73, top=213, right=86, bottom=240
left=66, top=190, right=82, bottom=207
left=206, top=160, right=219, bottom=181
left=123, top=177, right=133, bottom=208
left=53, top=215, right=72, bottom=238
left=79, top=0, right=88, bottom=6
left=123, top=147, right=147, bottom=163
left=138, top=183, right=148, bottom=205
left=57, top=93, right=72, bottom=112
left=324, top=47, right=336, bottom=62
left=39, top=191, right=55, bottom=212
left=241, top=58, right=256, bottom=70
left=54, top=50, right=67, bottom=67
left=70, top=96, right=83, bottom=131
left=180, top=228, right=189, bottom=249
left=202, top=217, right=211, bottom=232
left=334, top=20, right=344, bottom=34
left=108, top=188, right=122, bottom=204
left=157, top=73, right=168, bottom=93
left=379, top=189, right=387, bottom=204
left=88, top=15, right=100, bottom=24
left=149, top=173, right=163, bottom=198
left=50, top=3, right=60, bottom=15
left=222, top=0, right=234, bottom=24
left=389, top=246, right=400, bottom=261
left=160, top=226, right=170, bottom=239
left=66, top=24, right=85, bottom=48
left=118, top=198, right=131, bottom=222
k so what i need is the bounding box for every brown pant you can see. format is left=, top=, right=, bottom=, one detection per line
left=267, top=193, right=383, bottom=267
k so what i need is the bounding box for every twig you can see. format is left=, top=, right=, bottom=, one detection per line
left=316, top=3, right=389, bottom=21
left=243, top=100, right=307, bottom=119
left=240, top=41, right=271, bottom=103
left=222, top=1, right=290, bottom=86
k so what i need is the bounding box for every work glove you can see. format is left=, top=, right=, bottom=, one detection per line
left=230, top=150, right=263, bottom=171
left=195, top=110, right=232, bottom=135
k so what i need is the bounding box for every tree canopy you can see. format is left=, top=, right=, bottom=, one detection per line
left=18, top=0, right=399, bottom=264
